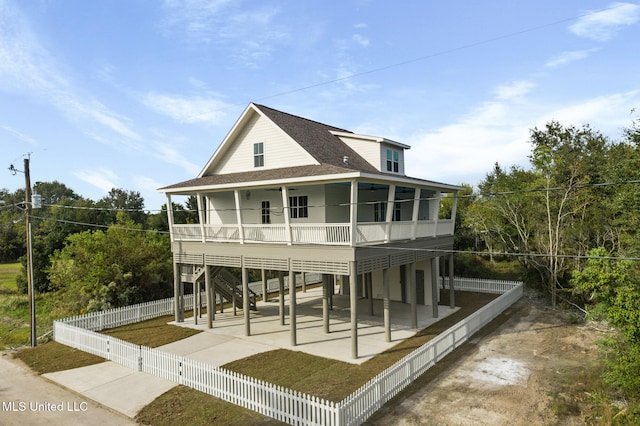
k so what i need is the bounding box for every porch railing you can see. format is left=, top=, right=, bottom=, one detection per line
left=172, top=220, right=453, bottom=245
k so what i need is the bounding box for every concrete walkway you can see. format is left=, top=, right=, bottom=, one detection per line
left=43, top=286, right=457, bottom=419
left=1, top=352, right=135, bottom=426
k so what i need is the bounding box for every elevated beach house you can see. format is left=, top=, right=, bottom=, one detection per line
left=160, top=103, right=462, bottom=358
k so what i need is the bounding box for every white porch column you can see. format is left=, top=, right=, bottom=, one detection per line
left=433, top=193, right=442, bottom=237
left=349, top=181, right=358, bottom=247
left=196, top=193, right=206, bottom=243
left=281, top=186, right=292, bottom=245
left=451, top=191, right=459, bottom=225
left=166, top=194, right=175, bottom=242
left=289, top=268, right=297, bottom=346
left=233, top=189, right=245, bottom=244
left=431, top=257, right=439, bottom=318
left=350, top=261, right=358, bottom=359
left=383, top=267, right=391, bottom=342
left=411, top=188, right=421, bottom=240
left=242, top=265, right=250, bottom=336
left=384, top=184, right=396, bottom=243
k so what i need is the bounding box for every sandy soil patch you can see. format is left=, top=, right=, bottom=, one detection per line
left=369, top=298, right=605, bottom=425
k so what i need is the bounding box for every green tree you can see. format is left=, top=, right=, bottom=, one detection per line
left=48, top=213, right=172, bottom=313
left=572, top=247, right=640, bottom=405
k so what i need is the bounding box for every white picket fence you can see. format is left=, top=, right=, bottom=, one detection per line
left=439, top=276, right=521, bottom=294
left=53, top=277, right=523, bottom=425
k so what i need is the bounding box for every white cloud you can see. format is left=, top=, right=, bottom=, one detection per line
left=133, top=176, right=164, bottom=192
left=536, top=90, right=640, bottom=132
left=73, top=167, right=119, bottom=193
left=405, top=82, right=640, bottom=186
left=0, top=2, right=140, bottom=142
left=352, top=34, right=370, bottom=47
left=160, top=0, right=286, bottom=66
left=493, top=80, right=536, bottom=101
left=1, top=125, right=38, bottom=145
left=545, top=49, right=599, bottom=68
left=143, top=92, right=229, bottom=124
left=570, top=2, right=640, bottom=41
left=154, top=142, right=201, bottom=176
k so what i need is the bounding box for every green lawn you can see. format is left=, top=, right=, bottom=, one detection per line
left=15, top=289, right=503, bottom=425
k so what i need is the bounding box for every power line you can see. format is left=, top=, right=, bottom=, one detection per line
left=251, top=4, right=627, bottom=102
left=29, top=215, right=169, bottom=235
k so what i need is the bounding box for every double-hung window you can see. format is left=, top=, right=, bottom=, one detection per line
left=254, top=142, right=264, bottom=167
left=386, top=149, right=399, bottom=173
left=261, top=201, right=271, bottom=224
left=289, top=195, right=308, bottom=219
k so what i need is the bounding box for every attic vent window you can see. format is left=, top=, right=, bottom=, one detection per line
left=343, top=155, right=349, bottom=165
left=254, top=142, right=264, bottom=167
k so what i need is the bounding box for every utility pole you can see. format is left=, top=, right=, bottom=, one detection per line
left=24, top=157, right=36, bottom=347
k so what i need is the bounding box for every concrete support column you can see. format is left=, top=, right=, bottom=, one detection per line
left=449, top=254, right=455, bottom=308
left=261, top=269, right=268, bottom=302
left=383, top=267, right=391, bottom=342
left=173, top=261, right=182, bottom=322
left=194, top=280, right=200, bottom=325
left=350, top=261, right=358, bottom=359
left=278, top=271, right=285, bottom=326
left=367, top=273, right=374, bottom=316
left=322, top=274, right=330, bottom=334
left=204, top=265, right=213, bottom=328
left=410, top=262, right=417, bottom=329
left=431, top=257, right=439, bottom=318
left=289, top=268, right=297, bottom=346
left=242, top=266, right=250, bottom=336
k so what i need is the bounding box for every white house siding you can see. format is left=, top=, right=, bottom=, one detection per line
left=370, top=260, right=433, bottom=306
left=379, top=143, right=405, bottom=175
left=206, top=191, right=236, bottom=224
left=211, top=111, right=317, bottom=175
left=336, top=135, right=382, bottom=171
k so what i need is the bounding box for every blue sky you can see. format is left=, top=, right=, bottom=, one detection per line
left=2, top=1, right=639, bottom=211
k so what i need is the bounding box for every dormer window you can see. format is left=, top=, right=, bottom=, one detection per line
left=386, top=149, right=399, bottom=173
left=254, top=142, right=264, bottom=167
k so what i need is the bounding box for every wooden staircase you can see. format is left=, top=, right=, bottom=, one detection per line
left=181, top=265, right=257, bottom=311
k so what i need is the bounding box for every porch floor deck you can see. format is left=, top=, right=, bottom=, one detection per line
left=166, top=285, right=458, bottom=365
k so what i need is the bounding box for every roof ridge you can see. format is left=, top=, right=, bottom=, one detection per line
left=252, top=103, right=353, bottom=134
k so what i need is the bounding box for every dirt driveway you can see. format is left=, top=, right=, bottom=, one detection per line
left=369, top=298, right=605, bottom=425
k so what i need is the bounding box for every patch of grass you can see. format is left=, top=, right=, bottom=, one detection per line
left=135, top=386, right=281, bottom=426
left=0, top=262, right=20, bottom=294
left=14, top=341, right=105, bottom=374
left=101, top=314, right=202, bottom=347
left=16, top=314, right=203, bottom=374
left=223, top=291, right=499, bottom=402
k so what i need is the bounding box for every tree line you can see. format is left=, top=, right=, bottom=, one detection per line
left=0, top=185, right=198, bottom=311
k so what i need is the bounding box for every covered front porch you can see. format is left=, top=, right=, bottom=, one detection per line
left=167, top=285, right=459, bottom=365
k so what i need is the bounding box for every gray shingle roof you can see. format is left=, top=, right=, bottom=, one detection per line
left=161, top=104, right=386, bottom=191
left=253, top=104, right=378, bottom=173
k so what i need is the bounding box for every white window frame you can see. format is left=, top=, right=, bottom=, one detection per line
left=254, top=142, right=264, bottom=167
